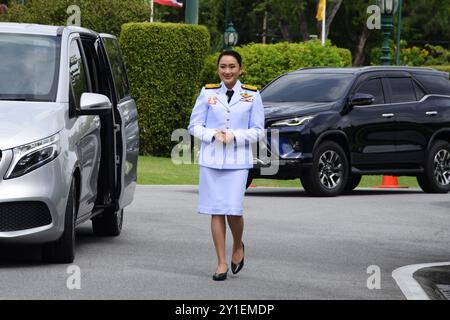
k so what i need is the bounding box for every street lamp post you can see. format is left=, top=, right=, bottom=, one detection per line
left=224, top=23, right=238, bottom=50
left=377, top=0, right=399, bottom=189
left=185, top=0, right=199, bottom=24
left=223, top=0, right=238, bottom=50
left=377, top=0, right=398, bottom=65
left=395, top=0, right=403, bottom=65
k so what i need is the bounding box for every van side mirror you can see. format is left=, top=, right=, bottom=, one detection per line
left=349, top=93, right=375, bottom=106
left=78, top=93, right=112, bottom=116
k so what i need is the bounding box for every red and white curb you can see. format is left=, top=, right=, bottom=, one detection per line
left=392, top=262, right=450, bottom=300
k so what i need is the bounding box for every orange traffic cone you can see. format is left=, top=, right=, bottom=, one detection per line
left=376, top=175, right=408, bottom=188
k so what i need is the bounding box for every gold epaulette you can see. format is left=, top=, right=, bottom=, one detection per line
left=241, top=84, right=258, bottom=91
left=205, top=83, right=221, bottom=89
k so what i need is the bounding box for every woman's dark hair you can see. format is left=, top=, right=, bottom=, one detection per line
left=217, top=50, right=242, bottom=67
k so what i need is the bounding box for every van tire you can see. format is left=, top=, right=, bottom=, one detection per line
left=92, top=207, right=123, bottom=236
left=42, top=179, right=76, bottom=263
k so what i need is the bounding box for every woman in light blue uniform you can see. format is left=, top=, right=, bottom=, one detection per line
left=188, top=51, right=265, bottom=281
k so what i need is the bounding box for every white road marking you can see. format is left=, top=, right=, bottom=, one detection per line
left=392, top=262, right=450, bottom=300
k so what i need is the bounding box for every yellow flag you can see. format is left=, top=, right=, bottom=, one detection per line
left=316, top=0, right=326, bottom=22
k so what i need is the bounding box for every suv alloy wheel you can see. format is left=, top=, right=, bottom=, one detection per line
left=417, top=140, right=450, bottom=193
left=301, top=141, right=349, bottom=197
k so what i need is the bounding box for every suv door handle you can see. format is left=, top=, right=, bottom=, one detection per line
left=426, top=111, right=438, bottom=116
left=382, top=113, right=394, bottom=118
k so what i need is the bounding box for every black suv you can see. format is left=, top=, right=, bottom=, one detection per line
left=249, top=66, right=450, bottom=197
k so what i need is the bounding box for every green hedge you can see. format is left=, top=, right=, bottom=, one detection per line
left=371, top=41, right=450, bottom=67
left=200, top=40, right=352, bottom=89
left=1, top=0, right=149, bottom=36
left=120, top=22, right=210, bottom=156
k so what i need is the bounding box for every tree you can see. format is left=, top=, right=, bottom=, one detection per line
left=400, top=0, right=450, bottom=47
left=259, top=0, right=308, bottom=42
left=159, top=0, right=450, bottom=65
left=328, top=0, right=381, bottom=66
left=2, top=0, right=150, bottom=36
left=166, top=1, right=346, bottom=48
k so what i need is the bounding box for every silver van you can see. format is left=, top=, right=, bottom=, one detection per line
left=0, top=23, right=139, bottom=263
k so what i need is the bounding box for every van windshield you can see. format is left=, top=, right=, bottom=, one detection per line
left=0, top=33, right=60, bottom=101
left=261, top=73, right=355, bottom=103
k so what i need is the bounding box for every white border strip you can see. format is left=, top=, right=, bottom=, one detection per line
left=392, top=262, right=450, bottom=300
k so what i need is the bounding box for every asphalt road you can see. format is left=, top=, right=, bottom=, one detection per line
left=1, top=185, right=449, bottom=300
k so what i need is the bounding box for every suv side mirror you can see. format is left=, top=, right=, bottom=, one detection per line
left=78, top=93, right=112, bottom=116
left=349, top=93, right=375, bottom=106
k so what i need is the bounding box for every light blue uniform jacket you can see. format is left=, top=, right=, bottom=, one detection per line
left=188, top=80, right=265, bottom=169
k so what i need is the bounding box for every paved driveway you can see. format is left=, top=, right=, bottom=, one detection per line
left=1, top=185, right=449, bottom=299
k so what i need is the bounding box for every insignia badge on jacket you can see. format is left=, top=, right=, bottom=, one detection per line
left=240, top=92, right=254, bottom=102
left=208, top=96, right=218, bottom=105
left=241, top=93, right=253, bottom=99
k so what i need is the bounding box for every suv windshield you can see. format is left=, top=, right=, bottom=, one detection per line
left=261, top=73, right=355, bottom=103
left=0, top=33, right=60, bottom=101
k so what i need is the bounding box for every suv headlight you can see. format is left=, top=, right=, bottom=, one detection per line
left=5, top=133, right=60, bottom=179
left=271, top=116, right=315, bottom=127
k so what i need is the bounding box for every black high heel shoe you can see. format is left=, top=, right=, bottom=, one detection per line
left=213, top=268, right=228, bottom=281
left=231, top=242, right=244, bottom=274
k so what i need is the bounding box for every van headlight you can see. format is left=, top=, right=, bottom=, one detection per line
left=5, top=133, right=60, bottom=179
left=270, top=116, right=315, bottom=127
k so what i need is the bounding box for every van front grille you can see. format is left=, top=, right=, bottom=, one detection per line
left=0, top=201, right=52, bottom=232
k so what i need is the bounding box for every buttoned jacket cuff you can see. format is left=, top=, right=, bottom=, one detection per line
left=203, top=128, right=217, bottom=143
left=232, top=130, right=246, bottom=147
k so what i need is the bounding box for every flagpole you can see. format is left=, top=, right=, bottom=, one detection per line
left=150, top=0, right=154, bottom=22
left=321, top=0, right=326, bottom=46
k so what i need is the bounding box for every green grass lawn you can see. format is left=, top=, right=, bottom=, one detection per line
left=137, top=156, right=420, bottom=188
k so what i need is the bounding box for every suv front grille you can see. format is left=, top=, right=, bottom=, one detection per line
left=0, top=202, right=52, bottom=232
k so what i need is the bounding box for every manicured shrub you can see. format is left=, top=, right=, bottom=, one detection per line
left=371, top=40, right=450, bottom=67
left=1, top=0, right=149, bottom=36
left=423, top=44, right=450, bottom=66
left=120, top=22, right=210, bottom=156
left=201, top=40, right=353, bottom=89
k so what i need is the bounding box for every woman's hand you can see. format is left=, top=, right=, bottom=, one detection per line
left=223, top=131, right=235, bottom=144
left=214, top=131, right=225, bottom=143
left=214, top=130, right=234, bottom=144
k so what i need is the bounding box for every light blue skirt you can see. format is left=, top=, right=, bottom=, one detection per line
left=198, top=166, right=249, bottom=216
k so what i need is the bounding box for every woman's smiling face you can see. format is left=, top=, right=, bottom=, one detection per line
left=218, top=55, right=242, bottom=89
